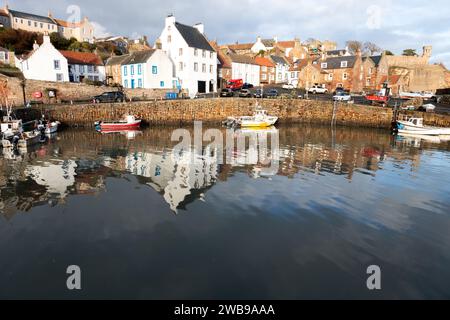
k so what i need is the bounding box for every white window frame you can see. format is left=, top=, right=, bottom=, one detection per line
left=340, top=61, right=348, bottom=68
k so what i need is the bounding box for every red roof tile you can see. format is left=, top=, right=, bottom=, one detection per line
left=255, top=57, right=275, bottom=67
left=59, top=50, right=103, bottom=66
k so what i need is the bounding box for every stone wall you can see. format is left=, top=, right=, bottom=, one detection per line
left=3, top=77, right=172, bottom=105
left=37, top=98, right=394, bottom=128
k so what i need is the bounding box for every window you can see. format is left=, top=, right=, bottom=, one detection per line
left=28, top=20, right=31, bottom=26
left=138, top=79, right=143, bottom=88
left=340, top=61, right=348, bottom=68
left=88, top=65, right=94, bottom=73
left=329, top=73, right=333, bottom=80
left=167, top=35, right=171, bottom=43
left=123, top=66, right=128, bottom=76
left=48, top=24, right=50, bottom=29
left=160, top=81, right=165, bottom=87
left=56, top=73, right=63, bottom=81
left=321, top=63, right=327, bottom=69
left=94, top=66, right=98, bottom=72
left=194, top=49, right=198, bottom=56
left=179, top=48, right=183, bottom=56
left=130, top=65, right=135, bottom=75
left=262, top=74, right=267, bottom=81
left=202, top=50, right=206, bottom=58
left=343, top=73, right=348, bottom=80
left=152, top=66, right=158, bottom=74
left=262, top=66, right=267, bottom=72
left=138, top=64, right=142, bottom=75
left=366, top=78, right=371, bottom=86
left=54, top=60, right=61, bottom=70
left=210, top=65, right=213, bottom=73
left=369, top=67, right=373, bottom=75
left=291, top=72, right=295, bottom=78
left=202, top=64, right=206, bottom=73
left=124, top=79, right=128, bottom=88
left=194, top=62, right=198, bottom=72
left=34, top=22, right=38, bottom=27
left=179, top=62, right=183, bottom=71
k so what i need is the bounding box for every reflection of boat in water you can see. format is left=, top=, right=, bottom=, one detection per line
left=223, top=103, right=278, bottom=128
left=98, top=129, right=142, bottom=140
left=38, top=120, right=60, bottom=135
left=396, top=132, right=450, bottom=144
left=95, top=115, right=142, bottom=131
left=395, top=117, right=450, bottom=136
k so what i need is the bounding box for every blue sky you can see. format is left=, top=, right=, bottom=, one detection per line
left=6, top=0, right=450, bottom=66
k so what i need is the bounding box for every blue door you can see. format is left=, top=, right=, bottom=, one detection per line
left=131, top=79, right=135, bottom=89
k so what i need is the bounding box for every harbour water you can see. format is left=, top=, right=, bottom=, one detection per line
left=1, top=124, right=450, bottom=299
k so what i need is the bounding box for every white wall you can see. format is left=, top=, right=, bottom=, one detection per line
left=231, top=62, right=260, bottom=86
left=158, top=16, right=217, bottom=97
left=69, top=64, right=106, bottom=82
left=122, top=50, right=174, bottom=89
left=17, top=36, right=69, bottom=82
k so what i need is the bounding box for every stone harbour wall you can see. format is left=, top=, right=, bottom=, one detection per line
left=23, top=98, right=450, bottom=129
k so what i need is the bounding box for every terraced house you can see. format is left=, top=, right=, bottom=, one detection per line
left=59, top=50, right=105, bottom=83
left=121, top=50, right=174, bottom=89
left=5, top=6, right=58, bottom=33
left=319, top=50, right=363, bottom=92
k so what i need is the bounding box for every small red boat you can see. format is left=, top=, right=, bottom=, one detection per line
left=95, top=115, right=142, bottom=131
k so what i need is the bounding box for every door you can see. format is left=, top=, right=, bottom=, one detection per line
left=131, top=79, right=135, bottom=89
left=198, top=81, right=206, bottom=93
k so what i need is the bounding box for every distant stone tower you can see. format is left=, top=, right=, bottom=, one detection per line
left=422, top=45, right=432, bottom=62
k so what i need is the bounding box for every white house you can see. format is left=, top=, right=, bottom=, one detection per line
left=0, top=47, right=13, bottom=65
left=156, top=15, right=217, bottom=97
left=228, top=53, right=260, bottom=86
left=15, top=35, right=69, bottom=82
left=270, top=55, right=290, bottom=84
left=251, top=36, right=277, bottom=54
left=121, top=49, right=174, bottom=89
left=59, top=50, right=105, bottom=83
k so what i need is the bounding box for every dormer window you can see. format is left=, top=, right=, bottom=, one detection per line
left=341, top=61, right=348, bottom=68
left=321, top=62, right=327, bottom=69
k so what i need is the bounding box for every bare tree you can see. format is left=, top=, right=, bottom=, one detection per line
left=363, top=42, right=382, bottom=56
left=345, top=41, right=363, bottom=55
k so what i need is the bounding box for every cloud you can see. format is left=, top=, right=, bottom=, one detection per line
left=8, top=0, right=450, bottom=66
left=90, top=21, right=111, bottom=38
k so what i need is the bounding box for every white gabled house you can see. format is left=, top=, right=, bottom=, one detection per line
left=59, top=50, right=105, bottom=83
left=156, top=15, right=217, bottom=97
left=228, top=53, right=260, bottom=86
left=16, top=35, right=69, bottom=82
left=121, top=49, right=174, bottom=89
left=270, top=55, right=290, bottom=84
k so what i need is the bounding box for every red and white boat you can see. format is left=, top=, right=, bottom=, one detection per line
left=95, top=115, right=142, bottom=131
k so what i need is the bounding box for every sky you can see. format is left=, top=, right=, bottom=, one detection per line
left=5, top=0, right=450, bottom=66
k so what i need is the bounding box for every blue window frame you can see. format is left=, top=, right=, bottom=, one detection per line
left=124, top=79, right=128, bottom=88
left=123, top=66, right=128, bottom=76
left=138, top=79, right=143, bottom=88
left=138, top=64, right=142, bottom=75
left=160, top=81, right=165, bottom=87
left=130, top=65, right=135, bottom=75
left=152, top=66, right=158, bottom=74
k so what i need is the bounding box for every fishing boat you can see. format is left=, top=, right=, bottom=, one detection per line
left=38, top=120, right=60, bottom=134
left=395, top=117, right=450, bottom=136
left=1, top=117, right=23, bottom=140
left=223, top=103, right=278, bottom=128
left=95, top=115, right=142, bottom=131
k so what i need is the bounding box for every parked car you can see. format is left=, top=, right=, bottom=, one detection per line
left=220, top=88, right=234, bottom=97
left=282, top=84, right=295, bottom=90
left=308, top=85, right=328, bottom=94
left=333, top=87, right=346, bottom=95
left=239, top=89, right=253, bottom=98
left=242, top=83, right=254, bottom=89
left=253, top=89, right=264, bottom=98
left=93, top=91, right=126, bottom=103
left=333, top=91, right=352, bottom=101
left=264, top=89, right=279, bottom=98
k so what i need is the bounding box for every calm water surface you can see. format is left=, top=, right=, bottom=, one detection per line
left=1, top=124, right=450, bottom=299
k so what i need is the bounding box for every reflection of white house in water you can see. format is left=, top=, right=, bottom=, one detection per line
left=121, top=149, right=218, bottom=213
left=25, top=160, right=77, bottom=197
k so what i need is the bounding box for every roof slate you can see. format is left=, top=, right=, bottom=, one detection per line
left=9, top=9, right=56, bottom=24
left=105, top=54, right=130, bottom=66
left=322, top=56, right=357, bottom=69
left=174, top=22, right=215, bottom=51
left=121, top=50, right=156, bottom=65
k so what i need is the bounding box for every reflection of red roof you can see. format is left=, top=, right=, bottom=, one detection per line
left=59, top=50, right=103, bottom=66
left=380, top=75, right=401, bottom=84
left=255, top=57, right=275, bottom=67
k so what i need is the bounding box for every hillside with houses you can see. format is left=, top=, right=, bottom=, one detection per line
left=0, top=5, right=449, bottom=101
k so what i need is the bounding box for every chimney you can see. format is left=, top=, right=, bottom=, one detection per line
left=165, top=14, right=175, bottom=27
left=43, top=34, right=51, bottom=45
left=274, top=36, right=278, bottom=43
left=48, top=10, right=52, bottom=18
left=356, top=48, right=362, bottom=57
left=193, top=23, right=204, bottom=34
left=33, top=40, right=40, bottom=50
left=256, top=36, right=262, bottom=43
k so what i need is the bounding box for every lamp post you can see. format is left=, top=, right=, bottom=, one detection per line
left=20, top=79, right=26, bottom=107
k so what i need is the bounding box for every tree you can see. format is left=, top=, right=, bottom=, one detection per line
left=363, top=42, right=382, bottom=55
left=346, top=41, right=363, bottom=55
left=384, top=50, right=394, bottom=56
left=0, top=28, right=42, bottom=54
left=402, top=49, right=417, bottom=56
